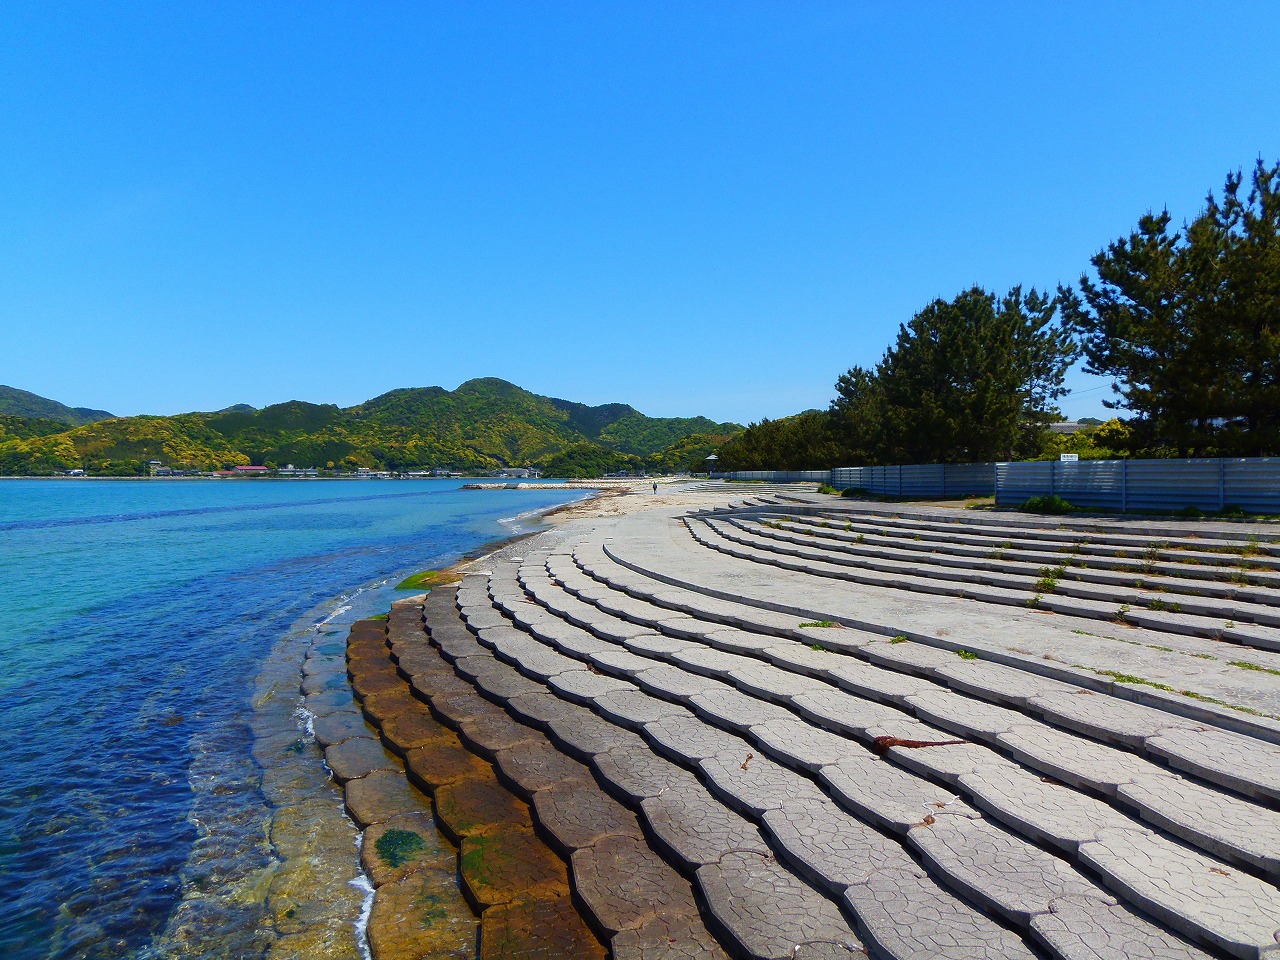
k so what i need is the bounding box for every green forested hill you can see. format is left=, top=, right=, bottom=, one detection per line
left=0, top=378, right=741, bottom=476
left=0, top=385, right=114, bottom=425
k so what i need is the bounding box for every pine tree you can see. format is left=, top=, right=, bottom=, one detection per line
left=834, top=287, right=1073, bottom=464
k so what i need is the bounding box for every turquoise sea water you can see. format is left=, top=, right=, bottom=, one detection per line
left=0, top=478, right=584, bottom=959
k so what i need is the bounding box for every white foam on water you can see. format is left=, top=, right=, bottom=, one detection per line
left=294, top=701, right=317, bottom=739
left=351, top=868, right=375, bottom=960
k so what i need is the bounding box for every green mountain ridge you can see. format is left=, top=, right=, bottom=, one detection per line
left=0, top=378, right=741, bottom=477
left=0, top=384, right=114, bottom=425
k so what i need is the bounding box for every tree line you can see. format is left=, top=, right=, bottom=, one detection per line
left=717, top=160, right=1280, bottom=471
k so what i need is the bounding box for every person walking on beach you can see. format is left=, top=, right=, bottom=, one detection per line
left=652, top=481, right=658, bottom=494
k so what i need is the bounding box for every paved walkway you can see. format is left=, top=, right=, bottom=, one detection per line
left=351, top=485, right=1280, bottom=959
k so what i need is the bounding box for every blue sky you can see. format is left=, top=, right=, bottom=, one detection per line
left=2, top=2, right=1277, bottom=424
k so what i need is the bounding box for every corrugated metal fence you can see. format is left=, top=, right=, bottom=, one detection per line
left=996, top=458, right=1280, bottom=513
left=713, top=470, right=831, bottom=483
left=830, top=463, right=997, bottom=498
left=713, top=457, right=1280, bottom=513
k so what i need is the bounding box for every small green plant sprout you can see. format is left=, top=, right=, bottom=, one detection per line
left=817, top=483, right=839, bottom=495
left=844, top=522, right=853, bottom=532
left=1027, top=594, right=1042, bottom=608
left=369, top=612, right=390, bottom=621
left=986, top=549, right=1005, bottom=560
left=855, top=533, right=866, bottom=543
left=800, top=620, right=836, bottom=629
left=1114, top=604, right=1131, bottom=621
left=1034, top=566, right=1061, bottom=593
left=1148, top=598, right=1168, bottom=612
left=955, top=649, right=979, bottom=660
left=809, top=643, right=831, bottom=652
left=1225, top=620, right=1237, bottom=629
left=889, top=634, right=909, bottom=644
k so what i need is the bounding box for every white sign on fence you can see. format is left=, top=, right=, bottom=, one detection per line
left=1059, top=453, right=1079, bottom=462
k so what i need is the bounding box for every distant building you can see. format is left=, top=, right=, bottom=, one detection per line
left=277, top=464, right=319, bottom=477
left=232, top=465, right=270, bottom=474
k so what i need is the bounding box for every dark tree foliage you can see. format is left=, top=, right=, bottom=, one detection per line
left=714, top=411, right=843, bottom=471
left=828, top=366, right=883, bottom=464
left=1061, top=160, right=1280, bottom=456
left=832, top=287, right=1074, bottom=463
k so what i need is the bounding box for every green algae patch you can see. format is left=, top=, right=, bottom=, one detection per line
left=368, top=612, right=389, bottom=621
left=376, top=828, right=427, bottom=868
left=396, top=570, right=439, bottom=591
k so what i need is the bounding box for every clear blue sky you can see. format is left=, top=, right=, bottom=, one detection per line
left=3, top=2, right=1277, bottom=424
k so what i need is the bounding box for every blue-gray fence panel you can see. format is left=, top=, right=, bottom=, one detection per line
left=997, top=458, right=1280, bottom=513
left=943, top=462, right=998, bottom=496
left=830, top=467, right=863, bottom=489
left=828, top=462, right=995, bottom=497
left=1225, top=459, right=1280, bottom=513
left=718, top=470, right=830, bottom=483
left=1126, top=460, right=1219, bottom=511
left=996, top=462, right=1048, bottom=506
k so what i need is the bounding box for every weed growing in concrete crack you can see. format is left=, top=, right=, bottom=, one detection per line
left=889, top=635, right=908, bottom=644
left=1027, top=594, right=1042, bottom=608
left=800, top=620, right=836, bottom=629
left=956, top=650, right=978, bottom=660
left=1229, top=660, right=1280, bottom=676
left=1098, top=670, right=1172, bottom=689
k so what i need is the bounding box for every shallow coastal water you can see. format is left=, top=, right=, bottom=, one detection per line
left=0, top=479, right=584, bottom=960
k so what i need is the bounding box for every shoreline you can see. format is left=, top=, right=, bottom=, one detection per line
left=237, top=486, right=605, bottom=958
